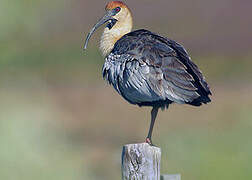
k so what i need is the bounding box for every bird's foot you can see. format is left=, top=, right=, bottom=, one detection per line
left=145, top=137, right=153, bottom=146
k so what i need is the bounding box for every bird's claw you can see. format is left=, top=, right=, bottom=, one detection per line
left=145, top=137, right=153, bottom=146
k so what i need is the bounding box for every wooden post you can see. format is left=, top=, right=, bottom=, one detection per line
left=121, top=143, right=161, bottom=180
left=161, top=174, right=181, bottom=180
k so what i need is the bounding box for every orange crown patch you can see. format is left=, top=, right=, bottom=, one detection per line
left=105, top=1, right=128, bottom=10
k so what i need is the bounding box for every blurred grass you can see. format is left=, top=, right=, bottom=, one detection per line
left=0, top=84, right=252, bottom=180
left=0, top=91, right=87, bottom=180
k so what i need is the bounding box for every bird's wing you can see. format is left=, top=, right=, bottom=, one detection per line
left=166, top=39, right=211, bottom=96
left=103, top=53, right=167, bottom=105
left=107, top=29, right=211, bottom=106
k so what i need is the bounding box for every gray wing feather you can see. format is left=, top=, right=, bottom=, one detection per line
left=103, top=52, right=196, bottom=105
left=126, top=40, right=200, bottom=103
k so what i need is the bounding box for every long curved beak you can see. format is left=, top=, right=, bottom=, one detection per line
left=83, top=10, right=114, bottom=50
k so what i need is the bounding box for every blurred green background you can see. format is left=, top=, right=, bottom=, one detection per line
left=0, top=0, right=252, bottom=179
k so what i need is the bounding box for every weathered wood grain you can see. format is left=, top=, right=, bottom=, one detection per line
left=121, top=143, right=161, bottom=180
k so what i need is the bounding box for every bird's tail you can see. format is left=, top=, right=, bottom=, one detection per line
left=187, top=95, right=211, bottom=106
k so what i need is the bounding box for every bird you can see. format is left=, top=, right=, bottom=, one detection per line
left=83, top=1, right=211, bottom=145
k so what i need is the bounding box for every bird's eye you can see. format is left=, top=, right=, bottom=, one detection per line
left=114, top=7, right=121, bottom=13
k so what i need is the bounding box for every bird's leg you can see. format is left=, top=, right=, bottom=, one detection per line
left=145, top=106, right=159, bottom=145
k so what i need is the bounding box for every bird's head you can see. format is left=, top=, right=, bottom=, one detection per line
left=84, top=1, right=133, bottom=55
left=104, top=1, right=131, bottom=27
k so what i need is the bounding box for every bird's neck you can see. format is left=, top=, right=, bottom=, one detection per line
left=100, top=16, right=133, bottom=56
